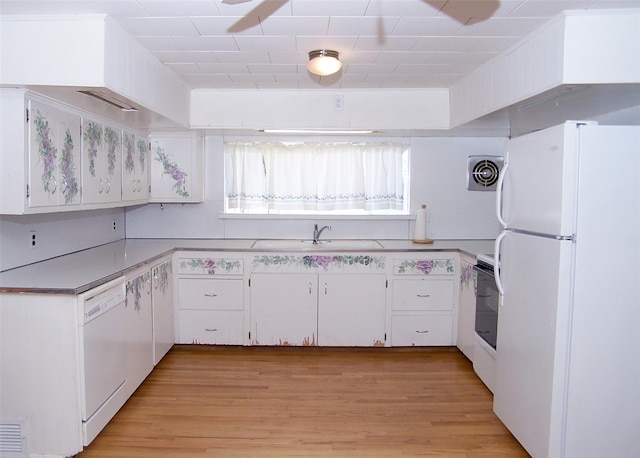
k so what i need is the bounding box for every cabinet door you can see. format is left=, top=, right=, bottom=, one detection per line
left=121, top=130, right=149, bottom=203
left=317, top=274, right=387, bottom=346
left=179, top=278, right=243, bottom=311
left=28, top=100, right=81, bottom=208
left=457, top=256, right=477, bottom=360
left=148, top=134, right=203, bottom=203
left=250, top=273, right=317, bottom=346
left=124, top=269, right=153, bottom=398
left=152, top=259, right=173, bottom=364
left=392, top=278, right=454, bottom=311
left=82, top=120, right=122, bottom=204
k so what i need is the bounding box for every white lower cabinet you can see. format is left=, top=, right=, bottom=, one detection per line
left=152, top=257, right=174, bottom=364
left=176, top=253, right=245, bottom=345
left=124, top=266, right=153, bottom=398
left=250, top=273, right=318, bottom=346
left=317, top=273, right=386, bottom=346
left=249, top=253, right=388, bottom=347
left=457, top=254, right=477, bottom=360
left=390, top=255, right=458, bottom=346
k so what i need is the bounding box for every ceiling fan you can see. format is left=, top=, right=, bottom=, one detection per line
left=221, top=0, right=500, bottom=33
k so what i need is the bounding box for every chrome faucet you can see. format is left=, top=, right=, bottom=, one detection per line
left=313, top=224, right=331, bottom=244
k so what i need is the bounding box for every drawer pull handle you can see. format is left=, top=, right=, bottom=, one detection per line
left=417, top=294, right=431, bottom=298
left=416, top=330, right=429, bottom=334
left=205, top=328, right=218, bottom=332
left=204, top=293, right=218, bottom=297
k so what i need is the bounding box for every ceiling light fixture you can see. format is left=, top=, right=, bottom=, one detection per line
left=306, top=49, right=342, bottom=76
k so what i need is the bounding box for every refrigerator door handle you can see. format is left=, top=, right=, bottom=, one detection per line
left=494, top=230, right=507, bottom=296
left=496, top=161, right=509, bottom=228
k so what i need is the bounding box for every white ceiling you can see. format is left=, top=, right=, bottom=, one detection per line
left=1, top=0, right=639, bottom=91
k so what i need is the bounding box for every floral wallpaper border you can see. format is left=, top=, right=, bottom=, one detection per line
left=179, top=258, right=243, bottom=275
left=153, top=260, right=172, bottom=294
left=394, top=259, right=455, bottom=276
left=252, top=254, right=386, bottom=272
left=125, top=271, right=150, bottom=311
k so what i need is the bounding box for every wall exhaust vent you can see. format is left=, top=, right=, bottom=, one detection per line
left=467, top=156, right=504, bottom=191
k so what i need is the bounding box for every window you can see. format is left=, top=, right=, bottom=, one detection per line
left=224, top=141, right=409, bottom=215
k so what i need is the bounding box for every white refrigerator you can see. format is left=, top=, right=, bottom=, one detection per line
left=493, top=121, right=640, bottom=458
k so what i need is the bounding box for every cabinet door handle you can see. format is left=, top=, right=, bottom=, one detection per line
left=309, top=282, right=312, bottom=294
left=324, top=282, right=328, bottom=295
left=417, top=294, right=431, bottom=298
left=416, top=330, right=430, bottom=334
left=204, top=293, right=218, bottom=297
left=205, top=328, right=218, bottom=332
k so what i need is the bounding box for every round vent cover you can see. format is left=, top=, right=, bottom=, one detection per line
left=467, top=156, right=504, bottom=191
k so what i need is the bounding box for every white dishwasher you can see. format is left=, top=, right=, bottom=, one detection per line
left=78, top=276, right=127, bottom=445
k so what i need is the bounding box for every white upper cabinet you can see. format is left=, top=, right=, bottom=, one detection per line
left=148, top=133, right=203, bottom=203
left=81, top=119, right=122, bottom=205
left=28, top=99, right=82, bottom=209
left=121, top=130, right=149, bottom=203
left=0, top=88, right=152, bottom=215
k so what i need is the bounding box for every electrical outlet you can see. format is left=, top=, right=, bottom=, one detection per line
left=333, top=94, right=344, bottom=111
left=112, top=220, right=117, bottom=232
left=29, top=231, right=37, bottom=249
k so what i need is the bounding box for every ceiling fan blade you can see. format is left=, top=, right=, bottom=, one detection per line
left=421, top=0, right=499, bottom=25
left=227, top=0, right=289, bottom=33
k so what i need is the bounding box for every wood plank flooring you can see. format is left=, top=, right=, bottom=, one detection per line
left=79, top=345, right=528, bottom=457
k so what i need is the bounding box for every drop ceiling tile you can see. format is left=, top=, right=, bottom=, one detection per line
left=216, top=0, right=293, bottom=17
left=366, top=0, right=446, bottom=17
left=354, top=36, right=420, bottom=51
left=191, top=16, right=262, bottom=36
left=456, top=17, right=548, bottom=36
left=328, top=16, right=400, bottom=36
left=153, top=51, right=219, bottom=63
left=260, top=16, right=329, bottom=35
left=173, top=36, right=239, bottom=52
left=248, top=63, right=299, bottom=74
left=230, top=73, right=276, bottom=83
left=510, top=0, right=600, bottom=17
left=295, top=36, right=359, bottom=53
left=197, top=62, right=251, bottom=73
left=292, top=0, right=369, bottom=16
left=164, top=62, right=203, bottom=74
left=392, top=17, right=464, bottom=36
left=413, top=36, right=519, bottom=52
left=234, top=35, right=297, bottom=52
left=214, top=51, right=271, bottom=63
left=344, top=63, right=399, bottom=74
left=137, top=0, right=220, bottom=17
left=345, top=51, right=381, bottom=64
left=269, top=51, right=311, bottom=64
left=376, top=51, right=433, bottom=65
left=123, top=17, right=199, bottom=36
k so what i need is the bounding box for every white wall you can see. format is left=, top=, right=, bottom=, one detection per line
left=125, top=135, right=505, bottom=241
left=0, top=208, right=125, bottom=271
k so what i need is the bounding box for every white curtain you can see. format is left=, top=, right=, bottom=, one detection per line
left=225, top=141, right=407, bottom=212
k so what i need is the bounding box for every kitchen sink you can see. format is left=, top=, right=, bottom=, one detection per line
left=251, top=239, right=384, bottom=250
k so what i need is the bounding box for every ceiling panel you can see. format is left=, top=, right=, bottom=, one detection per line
left=0, top=0, right=638, bottom=90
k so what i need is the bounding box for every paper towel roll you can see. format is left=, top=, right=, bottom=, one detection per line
left=414, top=204, right=427, bottom=241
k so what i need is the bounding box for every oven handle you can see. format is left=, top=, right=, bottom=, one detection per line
left=494, top=230, right=507, bottom=296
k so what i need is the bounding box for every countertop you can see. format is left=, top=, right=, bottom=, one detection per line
left=0, top=238, right=494, bottom=294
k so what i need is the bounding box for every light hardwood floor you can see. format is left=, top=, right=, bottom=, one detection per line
left=79, top=345, right=528, bottom=457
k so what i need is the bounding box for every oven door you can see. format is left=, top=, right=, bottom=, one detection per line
left=473, top=264, right=498, bottom=349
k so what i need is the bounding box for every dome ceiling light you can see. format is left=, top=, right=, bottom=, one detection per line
left=306, top=50, right=342, bottom=76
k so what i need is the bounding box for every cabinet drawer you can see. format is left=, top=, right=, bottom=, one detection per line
left=391, top=314, right=453, bottom=346
left=392, top=278, right=453, bottom=311
left=178, top=278, right=243, bottom=310
left=178, top=310, right=244, bottom=345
